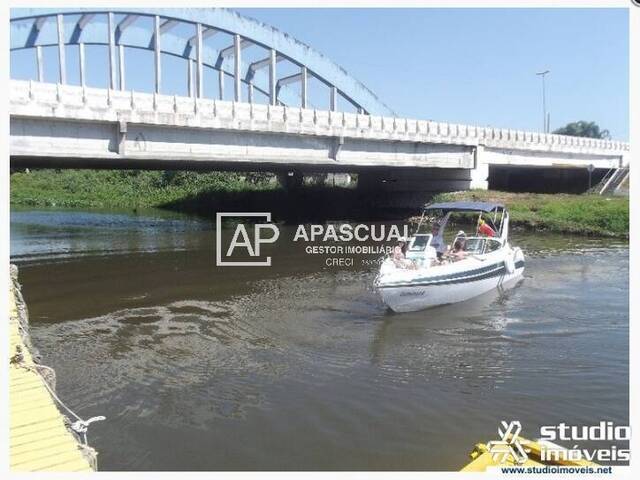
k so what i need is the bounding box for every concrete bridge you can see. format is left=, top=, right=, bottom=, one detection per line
left=10, top=8, right=630, bottom=196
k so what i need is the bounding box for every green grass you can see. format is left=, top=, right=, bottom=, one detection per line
left=10, top=169, right=276, bottom=209
left=11, top=171, right=629, bottom=238
left=432, top=190, right=629, bottom=238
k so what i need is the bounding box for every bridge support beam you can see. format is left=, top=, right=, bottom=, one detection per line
left=118, top=45, right=126, bottom=90
left=153, top=15, right=161, bottom=94
left=218, top=70, right=224, bottom=100
left=78, top=43, right=85, bottom=87
left=108, top=13, right=116, bottom=90
left=117, top=120, right=127, bottom=155
left=234, top=34, right=242, bottom=102
left=269, top=49, right=277, bottom=105
left=36, top=45, right=44, bottom=82
left=56, top=14, right=66, bottom=84
left=195, top=23, right=203, bottom=98
left=470, top=145, right=489, bottom=190
left=301, top=66, right=308, bottom=108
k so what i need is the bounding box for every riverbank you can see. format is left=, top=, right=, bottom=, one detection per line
left=432, top=190, right=628, bottom=238
left=10, top=169, right=276, bottom=209
left=11, top=170, right=628, bottom=237
left=10, top=169, right=370, bottom=221
left=9, top=169, right=372, bottom=221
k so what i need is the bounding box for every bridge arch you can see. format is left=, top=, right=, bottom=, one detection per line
left=10, top=7, right=395, bottom=115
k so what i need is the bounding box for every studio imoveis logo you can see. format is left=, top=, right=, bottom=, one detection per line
left=487, top=420, right=530, bottom=464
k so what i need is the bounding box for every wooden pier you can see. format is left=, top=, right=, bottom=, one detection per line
left=9, top=268, right=96, bottom=472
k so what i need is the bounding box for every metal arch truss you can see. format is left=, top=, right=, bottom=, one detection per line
left=10, top=8, right=396, bottom=116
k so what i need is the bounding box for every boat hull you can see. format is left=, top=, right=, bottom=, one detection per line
left=378, top=260, right=524, bottom=313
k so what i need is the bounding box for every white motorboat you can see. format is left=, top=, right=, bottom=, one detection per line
left=376, top=201, right=524, bottom=313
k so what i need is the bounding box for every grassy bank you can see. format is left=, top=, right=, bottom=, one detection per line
left=432, top=190, right=628, bottom=238
left=10, top=169, right=276, bottom=209
left=9, top=169, right=372, bottom=221
left=11, top=170, right=628, bottom=237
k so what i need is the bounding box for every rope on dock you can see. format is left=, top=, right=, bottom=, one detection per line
left=19, top=363, right=106, bottom=444
left=18, top=363, right=104, bottom=471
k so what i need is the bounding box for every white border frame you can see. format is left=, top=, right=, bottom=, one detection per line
left=2, top=1, right=636, bottom=479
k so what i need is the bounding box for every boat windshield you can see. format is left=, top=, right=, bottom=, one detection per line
left=463, top=237, right=486, bottom=254
left=408, top=234, right=432, bottom=252
left=459, top=237, right=504, bottom=255
left=485, top=238, right=502, bottom=253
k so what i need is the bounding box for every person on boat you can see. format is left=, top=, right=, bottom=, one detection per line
left=392, top=237, right=416, bottom=269
left=449, top=232, right=467, bottom=261
left=430, top=222, right=447, bottom=259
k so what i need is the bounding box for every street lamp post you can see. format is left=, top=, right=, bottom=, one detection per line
left=536, top=70, right=550, bottom=133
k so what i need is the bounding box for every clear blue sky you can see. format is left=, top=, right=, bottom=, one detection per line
left=10, top=8, right=629, bottom=139
left=237, top=8, right=628, bottom=140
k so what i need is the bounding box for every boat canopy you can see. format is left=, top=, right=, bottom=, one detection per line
left=423, top=201, right=504, bottom=213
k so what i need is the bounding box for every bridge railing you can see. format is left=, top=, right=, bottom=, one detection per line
left=10, top=79, right=629, bottom=158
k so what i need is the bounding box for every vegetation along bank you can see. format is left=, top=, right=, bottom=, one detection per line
left=10, top=169, right=628, bottom=238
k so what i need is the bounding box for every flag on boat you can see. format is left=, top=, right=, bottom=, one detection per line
left=478, top=218, right=496, bottom=237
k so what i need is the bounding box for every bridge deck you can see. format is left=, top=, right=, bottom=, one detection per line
left=9, top=281, right=94, bottom=472
left=10, top=81, right=628, bottom=174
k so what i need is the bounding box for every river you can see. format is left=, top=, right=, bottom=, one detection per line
left=10, top=207, right=629, bottom=471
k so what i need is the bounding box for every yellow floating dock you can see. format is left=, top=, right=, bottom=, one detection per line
left=9, top=268, right=96, bottom=472
left=461, top=439, right=598, bottom=472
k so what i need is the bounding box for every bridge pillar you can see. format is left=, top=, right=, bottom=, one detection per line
left=470, top=146, right=489, bottom=190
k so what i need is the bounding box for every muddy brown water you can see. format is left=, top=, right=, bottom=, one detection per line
left=10, top=208, right=629, bottom=470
